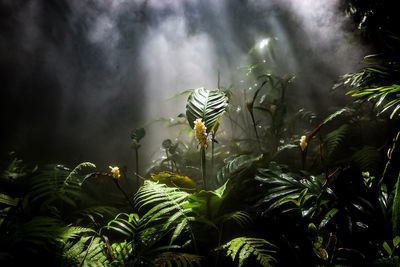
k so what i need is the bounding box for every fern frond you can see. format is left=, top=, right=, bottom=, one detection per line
left=135, top=181, right=192, bottom=244
left=103, top=213, right=144, bottom=238
left=74, top=205, right=119, bottom=224
left=2, top=216, right=92, bottom=250
left=58, top=226, right=95, bottom=242
left=155, top=252, right=202, bottom=267
left=324, top=124, right=349, bottom=159
left=81, top=237, right=109, bottom=267
left=219, top=211, right=252, bottom=228
left=27, top=162, right=95, bottom=209
left=63, top=236, right=91, bottom=264
left=352, top=146, right=382, bottom=173
left=220, top=237, right=277, bottom=267
left=111, top=240, right=133, bottom=265
left=62, top=236, right=109, bottom=267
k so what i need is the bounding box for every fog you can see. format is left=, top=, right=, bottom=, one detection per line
left=0, top=0, right=364, bottom=171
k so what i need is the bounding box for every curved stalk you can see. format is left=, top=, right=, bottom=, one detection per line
left=201, top=147, right=207, bottom=190
left=114, top=179, right=135, bottom=210
left=135, top=148, right=140, bottom=188
left=249, top=110, right=261, bottom=148
left=211, top=132, right=215, bottom=171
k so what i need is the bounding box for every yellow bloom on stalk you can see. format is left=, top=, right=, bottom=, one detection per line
left=194, top=118, right=208, bottom=148
left=300, top=135, right=308, bottom=151
left=109, top=166, right=121, bottom=179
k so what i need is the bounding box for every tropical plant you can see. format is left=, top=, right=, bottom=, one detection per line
left=253, top=162, right=329, bottom=217
left=154, top=252, right=202, bottom=267
left=100, top=212, right=178, bottom=266
left=186, top=87, right=229, bottom=189
left=335, top=34, right=400, bottom=119
left=135, top=181, right=194, bottom=246
left=131, top=127, right=146, bottom=187
left=62, top=235, right=109, bottom=267
left=218, top=237, right=277, bottom=267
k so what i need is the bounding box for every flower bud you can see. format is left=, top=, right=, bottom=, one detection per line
left=194, top=118, right=208, bottom=148
left=300, top=135, right=308, bottom=151
left=109, top=166, right=121, bottom=179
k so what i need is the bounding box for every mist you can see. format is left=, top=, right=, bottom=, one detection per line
left=0, top=0, right=364, bottom=171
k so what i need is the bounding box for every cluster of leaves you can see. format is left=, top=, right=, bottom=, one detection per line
left=2, top=11, right=400, bottom=265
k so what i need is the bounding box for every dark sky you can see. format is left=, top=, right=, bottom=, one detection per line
left=0, top=0, right=363, bottom=170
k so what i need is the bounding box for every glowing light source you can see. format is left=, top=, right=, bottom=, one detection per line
left=259, top=38, right=270, bottom=49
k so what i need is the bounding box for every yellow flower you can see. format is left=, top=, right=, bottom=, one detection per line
left=194, top=118, right=208, bottom=148
left=300, top=135, right=308, bottom=151
left=109, top=166, right=120, bottom=179
left=270, top=104, right=277, bottom=114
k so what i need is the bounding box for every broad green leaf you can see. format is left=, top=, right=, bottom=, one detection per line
left=151, top=172, right=197, bottom=189
left=319, top=208, right=339, bottom=229
left=383, top=241, right=392, bottom=256
left=186, top=88, right=228, bottom=133
left=393, top=236, right=400, bottom=247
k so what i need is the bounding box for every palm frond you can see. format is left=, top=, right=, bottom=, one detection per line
left=217, top=154, right=260, bottom=185
left=254, top=162, right=326, bottom=216
left=336, top=45, right=400, bottom=119
left=219, top=237, right=277, bottom=267
left=322, top=108, right=351, bottom=124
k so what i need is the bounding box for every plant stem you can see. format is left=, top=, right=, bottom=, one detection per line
left=135, top=148, right=139, bottom=188
left=79, top=235, right=95, bottom=267
left=249, top=110, right=261, bottom=148
left=211, top=132, right=215, bottom=171
left=379, top=130, right=400, bottom=185
left=115, top=180, right=135, bottom=210
left=215, top=225, right=224, bottom=267
left=201, top=147, right=207, bottom=190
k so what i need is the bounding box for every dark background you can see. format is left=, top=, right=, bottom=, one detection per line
left=1, top=0, right=394, bottom=170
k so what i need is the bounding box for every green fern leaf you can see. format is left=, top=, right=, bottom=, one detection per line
left=220, top=237, right=277, bottom=267
left=62, top=235, right=109, bottom=266
left=135, top=181, right=192, bottom=245
left=352, top=146, right=382, bottom=173
left=324, top=124, right=349, bottom=159
left=155, top=252, right=202, bottom=267
left=104, top=213, right=144, bottom=237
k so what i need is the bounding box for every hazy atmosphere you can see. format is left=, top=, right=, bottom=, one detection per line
left=1, top=0, right=363, bottom=169
left=1, top=1, right=400, bottom=266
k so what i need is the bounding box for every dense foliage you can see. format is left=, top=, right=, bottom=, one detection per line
left=1, top=1, right=400, bottom=266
